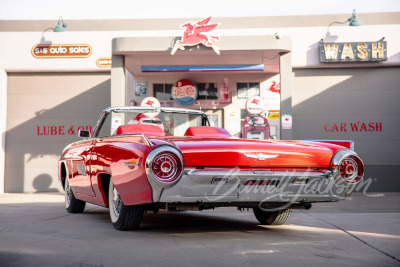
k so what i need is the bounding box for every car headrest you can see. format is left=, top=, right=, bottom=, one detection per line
left=114, top=124, right=165, bottom=137
left=184, top=126, right=231, bottom=138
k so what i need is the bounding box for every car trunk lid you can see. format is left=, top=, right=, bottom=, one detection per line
left=163, top=138, right=341, bottom=168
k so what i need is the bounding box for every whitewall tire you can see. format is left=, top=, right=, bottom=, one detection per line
left=108, top=179, right=144, bottom=231
left=65, top=177, right=86, bottom=213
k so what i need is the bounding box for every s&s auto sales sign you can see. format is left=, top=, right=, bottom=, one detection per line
left=32, top=44, right=92, bottom=58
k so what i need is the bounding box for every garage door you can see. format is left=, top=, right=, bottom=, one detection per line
left=5, top=72, right=110, bottom=193
left=293, top=67, right=400, bottom=191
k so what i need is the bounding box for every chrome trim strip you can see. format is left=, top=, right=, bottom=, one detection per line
left=66, top=134, right=153, bottom=151
left=92, top=111, right=108, bottom=138
left=140, top=134, right=153, bottom=147
left=350, top=140, right=355, bottom=150
left=183, top=168, right=330, bottom=178
left=104, top=106, right=207, bottom=116
left=108, top=134, right=153, bottom=147
left=243, top=153, right=279, bottom=160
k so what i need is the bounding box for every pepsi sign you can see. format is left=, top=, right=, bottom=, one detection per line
left=172, top=79, right=198, bottom=106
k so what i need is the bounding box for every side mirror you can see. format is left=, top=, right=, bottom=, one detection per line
left=78, top=130, right=90, bottom=138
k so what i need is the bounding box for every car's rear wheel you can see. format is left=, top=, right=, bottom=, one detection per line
left=253, top=207, right=292, bottom=225
left=109, top=179, right=144, bottom=231
left=65, top=177, right=86, bottom=213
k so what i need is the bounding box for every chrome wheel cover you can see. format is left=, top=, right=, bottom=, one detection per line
left=65, top=179, right=72, bottom=206
left=112, top=187, right=122, bottom=218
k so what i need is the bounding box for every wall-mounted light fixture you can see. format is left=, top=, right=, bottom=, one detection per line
left=39, top=17, right=68, bottom=44
left=328, top=9, right=362, bottom=29
left=323, top=9, right=361, bottom=41
left=53, top=16, right=68, bottom=32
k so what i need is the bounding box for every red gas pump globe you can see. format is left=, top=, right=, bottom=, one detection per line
left=243, top=97, right=270, bottom=139
left=245, top=96, right=264, bottom=115
left=140, top=97, right=161, bottom=117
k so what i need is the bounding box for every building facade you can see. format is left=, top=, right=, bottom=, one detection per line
left=0, top=12, right=399, bottom=193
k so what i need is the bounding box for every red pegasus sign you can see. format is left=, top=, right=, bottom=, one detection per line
left=171, top=17, right=220, bottom=55
left=269, top=81, right=280, bottom=93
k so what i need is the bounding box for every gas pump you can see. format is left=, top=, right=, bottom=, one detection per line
left=242, top=96, right=270, bottom=140
left=242, top=115, right=270, bottom=140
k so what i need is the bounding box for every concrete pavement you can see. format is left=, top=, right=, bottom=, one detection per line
left=0, top=192, right=399, bottom=266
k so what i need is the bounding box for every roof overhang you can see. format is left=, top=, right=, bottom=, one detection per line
left=113, top=35, right=291, bottom=54
left=112, top=35, right=291, bottom=74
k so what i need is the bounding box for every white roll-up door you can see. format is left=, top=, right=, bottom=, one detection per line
left=5, top=72, right=110, bottom=192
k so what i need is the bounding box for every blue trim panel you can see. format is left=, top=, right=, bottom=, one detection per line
left=141, top=64, right=264, bottom=72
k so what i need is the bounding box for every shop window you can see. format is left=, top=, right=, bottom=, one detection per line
left=197, top=83, right=218, bottom=100
left=237, top=82, right=260, bottom=99
left=154, top=83, right=173, bottom=100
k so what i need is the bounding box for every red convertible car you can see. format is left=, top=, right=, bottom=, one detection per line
left=59, top=107, right=364, bottom=230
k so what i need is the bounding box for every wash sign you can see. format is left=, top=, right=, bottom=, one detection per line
left=319, top=41, right=387, bottom=62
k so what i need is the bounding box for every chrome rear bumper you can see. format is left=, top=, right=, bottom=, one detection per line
left=153, top=168, right=353, bottom=204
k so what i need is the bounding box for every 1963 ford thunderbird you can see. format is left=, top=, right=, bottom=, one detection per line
left=58, top=107, right=364, bottom=230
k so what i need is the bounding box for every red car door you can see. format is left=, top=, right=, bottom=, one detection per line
left=89, top=138, right=113, bottom=195
left=70, top=140, right=96, bottom=196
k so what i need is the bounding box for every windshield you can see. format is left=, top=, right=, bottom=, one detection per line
left=94, top=108, right=208, bottom=138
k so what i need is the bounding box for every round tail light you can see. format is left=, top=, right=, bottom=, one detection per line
left=145, top=145, right=184, bottom=202
left=146, top=146, right=184, bottom=186
left=339, top=156, right=363, bottom=183
left=331, top=150, right=364, bottom=184
left=152, top=152, right=182, bottom=183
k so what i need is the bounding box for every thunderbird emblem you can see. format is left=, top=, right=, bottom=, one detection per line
left=125, top=160, right=139, bottom=168
left=244, top=153, right=279, bottom=161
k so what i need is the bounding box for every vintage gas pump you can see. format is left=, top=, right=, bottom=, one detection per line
left=242, top=96, right=270, bottom=140
left=242, top=115, right=270, bottom=139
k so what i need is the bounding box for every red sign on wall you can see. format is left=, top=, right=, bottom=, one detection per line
left=37, top=125, right=93, bottom=136
left=324, top=121, right=382, bottom=132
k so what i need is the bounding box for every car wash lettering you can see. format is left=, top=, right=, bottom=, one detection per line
left=37, top=126, right=93, bottom=136
left=324, top=122, right=382, bottom=133
left=31, top=44, right=92, bottom=58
